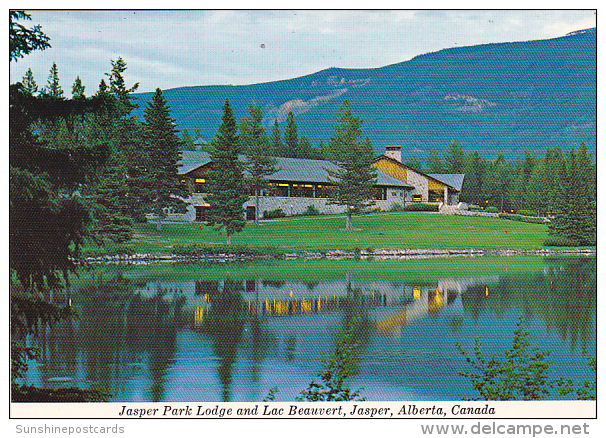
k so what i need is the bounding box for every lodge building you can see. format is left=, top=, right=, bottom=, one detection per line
left=171, top=145, right=464, bottom=222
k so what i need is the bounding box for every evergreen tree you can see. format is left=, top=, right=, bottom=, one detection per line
left=10, top=12, right=110, bottom=401
left=461, top=151, right=488, bottom=205
left=511, top=150, right=537, bottom=211
left=193, top=125, right=203, bottom=141
left=270, top=119, right=283, bottom=156
left=21, top=68, right=38, bottom=95
left=141, top=88, right=189, bottom=230
left=241, top=105, right=279, bottom=225
left=204, top=98, right=249, bottom=244
left=181, top=127, right=195, bottom=150
left=105, top=58, right=147, bottom=221
left=298, top=135, right=322, bottom=159
left=548, top=144, right=596, bottom=245
left=80, top=79, right=134, bottom=243
left=9, top=11, right=50, bottom=62
left=283, top=111, right=298, bottom=157
left=485, top=153, right=513, bottom=211
left=404, top=155, right=423, bottom=172
left=444, top=140, right=466, bottom=173
left=526, top=147, right=566, bottom=216
left=326, top=100, right=377, bottom=230
left=44, top=62, right=63, bottom=98
left=426, top=149, right=445, bottom=173
left=71, top=76, right=85, bottom=99
left=318, top=139, right=328, bottom=159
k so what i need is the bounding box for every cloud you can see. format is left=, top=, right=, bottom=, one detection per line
left=9, top=10, right=596, bottom=94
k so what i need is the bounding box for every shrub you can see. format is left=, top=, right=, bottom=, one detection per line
left=499, top=213, right=546, bottom=224
left=262, top=208, right=287, bottom=219
left=485, top=206, right=499, bottom=213
left=456, top=317, right=596, bottom=400
left=468, top=204, right=481, bottom=211
left=456, top=318, right=553, bottom=400
left=402, top=203, right=439, bottom=212
left=517, top=209, right=538, bottom=217
left=389, top=203, right=405, bottom=212
left=300, top=205, right=321, bottom=216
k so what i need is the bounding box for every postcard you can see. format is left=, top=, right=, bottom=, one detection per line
left=8, top=9, right=597, bottom=437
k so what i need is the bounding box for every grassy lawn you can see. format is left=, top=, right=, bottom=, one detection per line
left=86, top=212, right=552, bottom=255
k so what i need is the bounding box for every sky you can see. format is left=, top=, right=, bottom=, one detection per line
left=9, top=9, right=597, bottom=94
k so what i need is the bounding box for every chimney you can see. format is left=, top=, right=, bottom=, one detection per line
left=385, top=145, right=402, bottom=162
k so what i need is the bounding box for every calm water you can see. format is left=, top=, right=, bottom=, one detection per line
left=22, top=257, right=596, bottom=402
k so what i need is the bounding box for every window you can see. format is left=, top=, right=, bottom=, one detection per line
left=375, top=187, right=387, bottom=200
left=194, top=178, right=206, bottom=193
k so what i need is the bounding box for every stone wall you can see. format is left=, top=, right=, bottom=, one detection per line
left=151, top=190, right=408, bottom=223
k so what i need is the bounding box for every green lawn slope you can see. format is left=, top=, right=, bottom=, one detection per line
left=85, top=212, right=553, bottom=256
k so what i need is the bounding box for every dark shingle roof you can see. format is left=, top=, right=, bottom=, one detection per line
left=428, top=173, right=465, bottom=191
left=178, top=151, right=412, bottom=188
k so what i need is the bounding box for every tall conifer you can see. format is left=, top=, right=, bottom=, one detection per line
left=204, top=98, right=249, bottom=244
left=326, top=100, right=377, bottom=230
left=141, top=88, right=188, bottom=230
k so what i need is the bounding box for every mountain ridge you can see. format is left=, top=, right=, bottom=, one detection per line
left=133, top=28, right=596, bottom=161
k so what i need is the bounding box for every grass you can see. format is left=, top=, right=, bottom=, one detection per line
left=83, top=212, right=555, bottom=256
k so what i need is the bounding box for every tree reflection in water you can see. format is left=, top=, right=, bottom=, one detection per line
left=461, top=257, right=596, bottom=352
left=195, top=279, right=246, bottom=402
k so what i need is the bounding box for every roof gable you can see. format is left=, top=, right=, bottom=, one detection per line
left=373, top=154, right=464, bottom=191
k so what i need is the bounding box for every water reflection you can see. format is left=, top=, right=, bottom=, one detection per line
left=22, top=258, right=596, bottom=402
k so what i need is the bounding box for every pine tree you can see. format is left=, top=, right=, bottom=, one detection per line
left=299, top=135, right=320, bottom=159
left=80, top=79, right=134, bottom=243
left=444, top=140, right=465, bottom=173
left=284, top=111, right=298, bottom=157
left=461, top=151, right=488, bottom=205
left=104, top=58, right=147, bottom=222
left=426, top=149, right=445, bottom=173
left=270, top=119, right=283, bottom=156
left=141, top=88, right=189, bottom=230
left=10, top=12, right=110, bottom=401
left=204, top=98, right=249, bottom=244
left=326, top=100, right=377, bottom=230
left=71, top=76, right=85, bottom=99
left=44, top=62, right=63, bottom=98
left=181, top=127, right=195, bottom=150
left=21, top=68, right=38, bottom=95
left=548, top=144, right=596, bottom=245
left=241, top=105, right=278, bottom=225
left=485, top=153, right=513, bottom=211
left=404, top=155, right=423, bottom=172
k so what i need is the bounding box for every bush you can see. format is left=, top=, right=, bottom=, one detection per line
left=402, top=203, right=439, bottom=212
left=485, top=206, right=499, bottom=213
left=300, top=205, right=320, bottom=216
left=389, top=203, right=405, bottom=212
left=517, top=209, right=538, bottom=217
left=468, top=204, right=481, bottom=211
left=499, top=213, right=547, bottom=225
left=262, top=208, right=287, bottom=219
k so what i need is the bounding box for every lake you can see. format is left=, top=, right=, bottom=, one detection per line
left=21, top=256, right=596, bottom=402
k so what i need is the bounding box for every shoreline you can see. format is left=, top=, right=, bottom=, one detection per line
left=83, top=248, right=596, bottom=265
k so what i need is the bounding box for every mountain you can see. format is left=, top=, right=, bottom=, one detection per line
left=133, top=28, right=596, bottom=161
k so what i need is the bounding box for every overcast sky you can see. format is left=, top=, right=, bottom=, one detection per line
left=9, top=9, right=596, bottom=94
